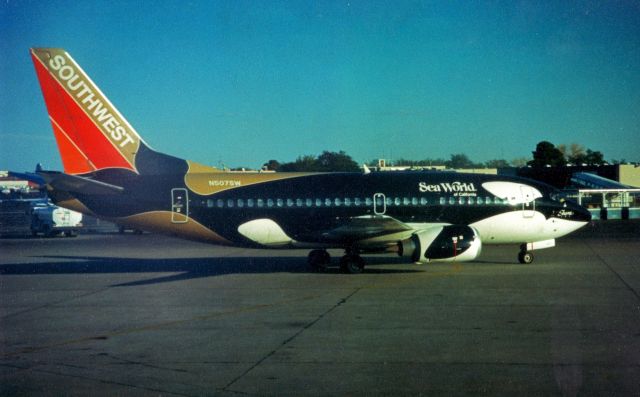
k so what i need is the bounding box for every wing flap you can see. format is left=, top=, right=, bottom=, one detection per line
left=322, top=215, right=413, bottom=242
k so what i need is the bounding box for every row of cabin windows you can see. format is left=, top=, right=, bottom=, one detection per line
left=204, top=196, right=507, bottom=209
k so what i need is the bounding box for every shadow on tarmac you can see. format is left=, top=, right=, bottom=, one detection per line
left=0, top=254, right=423, bottom=286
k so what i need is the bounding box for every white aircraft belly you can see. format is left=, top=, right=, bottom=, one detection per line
left=471, top=210, right=589, bottom=244
left=471, top=211, right=546, bottom=244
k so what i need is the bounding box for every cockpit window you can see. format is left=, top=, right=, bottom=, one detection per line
left=549, top=190, right=580, bottom=206
left=550, top=191, right=568, bottom=203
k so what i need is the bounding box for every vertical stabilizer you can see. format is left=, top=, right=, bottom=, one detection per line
left=31, top=48, right=143, bottom=175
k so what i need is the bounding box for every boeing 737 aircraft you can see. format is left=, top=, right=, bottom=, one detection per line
left=30, top=48, right=591, bottom=273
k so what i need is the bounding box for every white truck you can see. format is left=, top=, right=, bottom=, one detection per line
left=0, top=199, right=83, bottom=237
left=30, top=201, right=83, bottom=237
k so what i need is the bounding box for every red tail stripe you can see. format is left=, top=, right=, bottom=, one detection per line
left=50, top=120, right=95, bottom=174
left=32, top=53, right=136, bottom=174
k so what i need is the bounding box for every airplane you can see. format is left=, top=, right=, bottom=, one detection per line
left=29, top=47, right=592, bottom=273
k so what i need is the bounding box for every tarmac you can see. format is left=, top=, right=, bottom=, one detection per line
left=1, top=221, right=639, bottom=396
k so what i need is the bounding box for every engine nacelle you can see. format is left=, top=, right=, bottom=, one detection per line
left=399, top=225, right=482, bottom=263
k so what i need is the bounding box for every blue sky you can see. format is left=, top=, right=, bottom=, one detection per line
left=2, top=1, right=639, bottom=171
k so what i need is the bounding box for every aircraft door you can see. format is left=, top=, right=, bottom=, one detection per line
left=520, top=186, right=536, bottom=218
left=373, top=193, right=386, bottom=215
left=171, top=188, right=189, bottom=223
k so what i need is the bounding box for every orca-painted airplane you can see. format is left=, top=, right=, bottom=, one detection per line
left=30, top=48, right=591, bottom=273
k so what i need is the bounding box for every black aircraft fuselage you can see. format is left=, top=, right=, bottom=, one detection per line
left=31, top=47, right=591, bottom=272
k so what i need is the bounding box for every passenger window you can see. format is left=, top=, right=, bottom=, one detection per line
left=449, top=197, right=455, bottom=205
left=365, top=197, right=373, bottom=206
left=296, top=198, right=303, bottom=207
left=316, top=198, right=323, bottom=207
left=237, top=199, right=244, bottom=208
left=420, top=197, right=428, bottom=205
left=468, top=197, right=474, bottom=205
left=354, top=197, right=362, bottom=206
left=334, top=198, right=342, bottom=206
left=403, top=197, right=410, bottom=206
left=257, top=199, right=264, bottom=207
left=476, top=197, right=483, bottom=205
left=247, top=199, right=255, bottom=207
left=485, top=197, right=492, bottom=204
left=344, top=198, right=351, bottom=206
left=227, top=199, right=234, bottom=208
left=306, top=199, right=313, bottom=207
left=386, top=197, right=393, bottom=206
left=325, top=198, right=332, bottom=207
left=217, top=199, right=224, bottom=208
left=411, top=197, right=418, bottom=206
left=439, top=197, right=446, bottom=205
left=287, top=199, right=294, bottom=207
left=394, top=197, right=401, bottom=206
left=458, top=197, right=465, bottom=205
left=206, top=199, right=214, bottom=208
left=277, top=199, right=284, bottom=207
left=267, top=199, right=274, bottom=207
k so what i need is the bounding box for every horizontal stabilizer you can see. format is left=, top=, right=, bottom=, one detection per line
left=38, top=171, right=124, bottom=195
left=8, top=171, right=45, bottom=186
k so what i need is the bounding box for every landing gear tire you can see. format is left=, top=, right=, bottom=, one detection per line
left=307, top=249, right=331, bottom=272
left=518, top=251, right=534, bottom=264
left=340, top=254, right=365, bottom=274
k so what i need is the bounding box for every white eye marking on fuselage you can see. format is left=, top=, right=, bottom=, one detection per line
left=481, top=181, right=542, bottom=205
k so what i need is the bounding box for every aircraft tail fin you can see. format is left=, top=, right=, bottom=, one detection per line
left=30, top=48, right=145, bottom=175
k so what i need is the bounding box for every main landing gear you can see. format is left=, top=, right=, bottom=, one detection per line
left=339, top=250, right=365, bottom=274
left=518, top=244, right=534, bottom=264
left=307, top=249, right=366, bottom=274
left=307, top=249, right=331, bottom=272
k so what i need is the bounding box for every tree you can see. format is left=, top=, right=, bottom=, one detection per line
left=567, top=143, right=587, bottom=164
left=394, top=158, right=447, bottom=167
left=485, top=159, right=510, bottom=168
left=528, top=141, right=566, bottom=167
left=569, top=143, right=585, bottom=160
left=262, top=159, right=280, bottom=171
left=584, top=149, right=605, bottom=165
left=276, top=151, right=360, bottom=172
left=316, top=151, right=360, bottom=172
left=510, top=157, right=529, bottom=167
left=557, top=144, right=567, bottom=159
left=279, top=155, right=318, bottom=172
left=446, top=153, right=475, bottom=169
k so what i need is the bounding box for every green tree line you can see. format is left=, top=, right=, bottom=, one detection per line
left=262, top=141, right=622, bottom=172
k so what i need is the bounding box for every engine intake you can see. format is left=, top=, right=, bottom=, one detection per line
left=399, top=225, right=482, bottom=263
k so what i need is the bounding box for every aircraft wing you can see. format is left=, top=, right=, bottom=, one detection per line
left=38, top=171, right=124, bottom=195
left=320, top=215, right=414, bottom=244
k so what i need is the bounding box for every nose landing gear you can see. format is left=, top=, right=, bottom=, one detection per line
left=518, top=244, right=534, bottom=264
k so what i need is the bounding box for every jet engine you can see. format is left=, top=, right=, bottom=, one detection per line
left=399, top=225, right=482, bottom=263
